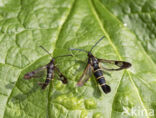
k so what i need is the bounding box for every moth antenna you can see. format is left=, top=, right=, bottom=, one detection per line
left=40, top=46, right=53, bottom=58
left=90, top=36, right=105, bottom=52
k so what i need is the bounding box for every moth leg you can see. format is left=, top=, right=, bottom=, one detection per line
left=54, top=66, right=68, bottom=84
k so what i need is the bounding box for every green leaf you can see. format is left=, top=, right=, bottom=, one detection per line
left=0, top=0, right=156, bottom=118
left=101, top=0, right=156, bottom=64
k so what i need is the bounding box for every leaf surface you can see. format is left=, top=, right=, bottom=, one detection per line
left=101, top=0, right=156, bottom=64
left=0, top=0, right=156, bottom=118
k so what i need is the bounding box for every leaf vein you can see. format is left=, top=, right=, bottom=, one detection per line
left=88, top=0, right=150, bottom=117
left=47, top=0, right=76, bottom=117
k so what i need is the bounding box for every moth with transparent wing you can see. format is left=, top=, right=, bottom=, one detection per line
left=70, top=36, right=131, bottom=94
left=24, top=46, right=72, bottom=89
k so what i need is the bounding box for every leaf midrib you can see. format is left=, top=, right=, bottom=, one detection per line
left=88, top=0, right=150, bottom=117
left=47, top=0, right=76, bottom=118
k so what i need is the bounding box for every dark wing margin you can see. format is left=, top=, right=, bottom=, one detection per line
left=98, top=59, right=131, bottom=71
left=24, top=66, right=47, bottom=79
left=77, top=63, right=92, bottom=87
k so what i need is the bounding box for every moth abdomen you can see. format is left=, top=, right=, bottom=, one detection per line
left=101, top=84, right=111, bottom=94
left=94, top=68, right=103, bottom=78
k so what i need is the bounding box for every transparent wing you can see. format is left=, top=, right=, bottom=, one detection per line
left=54, top=66, right=68, bottom=84
left=77, top=64, right=92, bottom=87
left=24, top=66, right=47, bottom=79
left=98, top=59, right=131, bottom=71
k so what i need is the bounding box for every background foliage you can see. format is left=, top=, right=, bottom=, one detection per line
left=0, top=0, right=156, bottom=118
